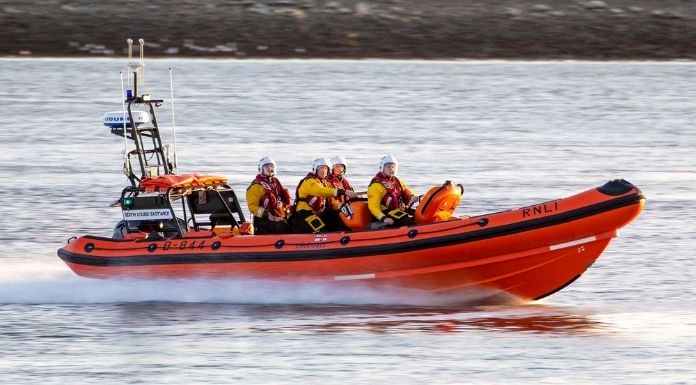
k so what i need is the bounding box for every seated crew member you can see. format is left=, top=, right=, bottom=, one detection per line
left=292, top=157, right=357, bottom=233
left=246, top=156, right=292, bottom=234
left=367, top=154, right=418, bottom=228
left=325, top=155, right=355, bottom=231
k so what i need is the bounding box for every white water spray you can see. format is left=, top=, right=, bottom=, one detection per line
left=0, top=262, right=504, bottom=306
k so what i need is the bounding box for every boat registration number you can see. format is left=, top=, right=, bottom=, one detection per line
left=162, top=240, right=206, bottom=250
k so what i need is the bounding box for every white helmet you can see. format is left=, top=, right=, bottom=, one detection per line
left=312, top=157, right=332, bottom=174
left=379, top=154, right=398, bottom=172
left=330, top=155, right=347, bottom=173
left=258, top=155, right=276, bottom=175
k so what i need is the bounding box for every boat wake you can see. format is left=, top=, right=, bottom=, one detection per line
left=0, top=262, right=516, bottom=306
left=0, top=277, right=521, bottom=306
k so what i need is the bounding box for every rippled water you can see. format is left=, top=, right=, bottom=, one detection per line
left=0, top=59, right=694, bottom=384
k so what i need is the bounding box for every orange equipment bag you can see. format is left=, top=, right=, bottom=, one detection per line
left=415, top=181, right=464, bottom=224
left=139, top=173, right=229, bottom=192
left=339, top=201, right=373, bottom=231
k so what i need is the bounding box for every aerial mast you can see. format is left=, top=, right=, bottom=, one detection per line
left=104, top=38, right=174, bottom=186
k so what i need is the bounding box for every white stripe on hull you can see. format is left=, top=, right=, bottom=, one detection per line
left=334, top=273, right=376, bottom=281
left=549, top=236, right=598, bottom=251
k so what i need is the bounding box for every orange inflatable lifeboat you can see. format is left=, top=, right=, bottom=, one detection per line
left=58, top=179, right=645, bottom=302
left=415, top=180, right=464, bottom=224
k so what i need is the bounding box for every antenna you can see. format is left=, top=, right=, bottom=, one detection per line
left=138, top=38, right=145, bottom=93
left=120, top=70, right=129, bottom=177
left=125, top=38, right=145, bottom=99
left=108, top=38, right=171, bottom=185
left=169, top=67, right=178, bottom=172
left=126, top=39, right=134, bottom=96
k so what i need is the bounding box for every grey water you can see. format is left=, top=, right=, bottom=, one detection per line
left=0, top=58, right=694, bottom=384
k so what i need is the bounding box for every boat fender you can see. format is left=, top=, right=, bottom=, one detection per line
left=415, top=181, right=464, bottom=224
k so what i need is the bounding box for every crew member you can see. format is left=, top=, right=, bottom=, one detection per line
left=293, top=157, right=357, bottom=233
left=367, top=154, right=418, bottom=228
left=246, top=156, right=292, bottom=234
left=325, top=155, right=355, bottom=231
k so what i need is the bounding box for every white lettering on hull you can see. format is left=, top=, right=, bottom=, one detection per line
left=123, top=209, right=173, bottom=221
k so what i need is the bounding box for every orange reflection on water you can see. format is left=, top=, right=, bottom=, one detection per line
left=243, top=304, right=606, bottom=335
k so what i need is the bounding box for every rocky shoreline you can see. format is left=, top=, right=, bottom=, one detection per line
left=3, top=0, right=696, bottom=59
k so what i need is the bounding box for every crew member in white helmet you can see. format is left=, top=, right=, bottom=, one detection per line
left=325, top=155, right=355, bottom=231
left=367, top=154, right=418, bottom=228
left=292, top=157, right=357, bottom=233
left=246, top=156, right=292, bottom=234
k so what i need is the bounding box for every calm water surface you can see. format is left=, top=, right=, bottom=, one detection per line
left=0, top=59, right=694, bottom=384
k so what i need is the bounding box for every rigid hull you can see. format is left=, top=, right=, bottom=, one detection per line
left=58, top=181, right=644, bottom=301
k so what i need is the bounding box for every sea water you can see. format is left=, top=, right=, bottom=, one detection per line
left=0, top=58, right=694, bottom=384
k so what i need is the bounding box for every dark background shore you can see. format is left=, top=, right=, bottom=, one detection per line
left=2, top=0, right=696, bottom=59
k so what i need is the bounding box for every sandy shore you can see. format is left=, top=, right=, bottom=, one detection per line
left=2, top=0, right=696, bottom=59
